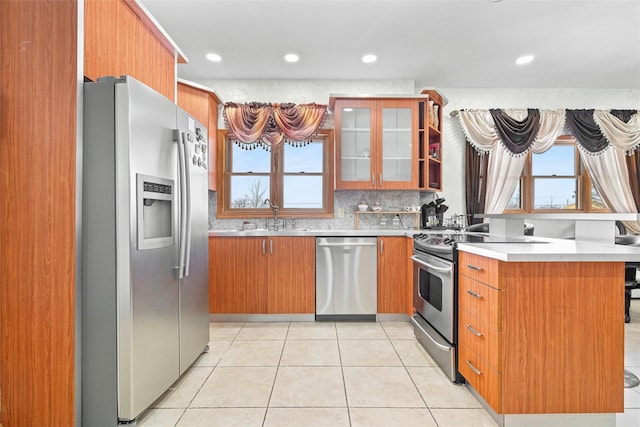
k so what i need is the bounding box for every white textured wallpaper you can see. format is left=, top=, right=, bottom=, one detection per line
left=193, top=79, right=416, bottom=104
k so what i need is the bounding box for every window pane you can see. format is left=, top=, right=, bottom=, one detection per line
left=534, top=178, right=577, bottom=209
left=230, top=143, right=271, bottom=173
left=506, top=180, right=522, bottom=210
left=230, top=176, right=270, bottom=208
left=284, top=141, right=323, bottom=173
left=532, top=145, right=575, bottom=176
left=283, top=176, right=323, bottom=208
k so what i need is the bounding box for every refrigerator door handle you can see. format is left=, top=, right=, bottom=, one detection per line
left=176, top=131, right=194, bottom=278
left=176, top=130, right=188, bottom=279
left=183, top=134, right=192, bottom=277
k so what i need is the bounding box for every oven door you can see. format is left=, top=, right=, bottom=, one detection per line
left=411, top=252, right=454, bottom=342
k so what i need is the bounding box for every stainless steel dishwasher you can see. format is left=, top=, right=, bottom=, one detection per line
left=315, top=237, right=377, bottom=321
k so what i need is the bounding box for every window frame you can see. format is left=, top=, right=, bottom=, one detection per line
left=216, top=129, right=334, bottom=218
left=504, top=135, right=607, bottom=214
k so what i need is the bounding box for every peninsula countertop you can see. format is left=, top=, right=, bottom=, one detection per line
left=456, top=237, right=640, bottom=262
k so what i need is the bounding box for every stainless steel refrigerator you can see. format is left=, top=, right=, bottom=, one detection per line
left=81, top=76, right=210, bottom=425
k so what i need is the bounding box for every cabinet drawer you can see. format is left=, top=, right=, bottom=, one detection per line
left=458, top=251, right=499, bottom=287
left=459, top=309, right=501, bottom=369
left=458, top=275, right=501, bottom=330
left=459, top=342, right=501, bottom=413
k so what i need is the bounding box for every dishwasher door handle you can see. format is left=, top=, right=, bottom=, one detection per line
left=317, top=242, right=377, bottom=247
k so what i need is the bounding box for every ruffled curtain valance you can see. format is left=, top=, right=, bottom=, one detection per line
left=458, top=109, right=566, bottom=157
left=490, top=108, right=541, bottom=155
left=459, top=108, right=640, bottom=157
left=223, top=102, right=327, bottom=150
left=566, top=109, right=610, bottom=154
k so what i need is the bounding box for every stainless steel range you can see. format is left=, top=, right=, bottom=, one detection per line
left=410, top=232, right=463, bottom=382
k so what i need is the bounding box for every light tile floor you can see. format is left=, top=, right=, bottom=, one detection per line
left=139, top=300, right=640, bottom=427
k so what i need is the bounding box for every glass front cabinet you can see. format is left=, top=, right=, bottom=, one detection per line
left=332, top=95, right=443, bottom=191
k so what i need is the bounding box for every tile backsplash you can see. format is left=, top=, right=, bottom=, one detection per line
left=208, top=190, right=442, bottom=231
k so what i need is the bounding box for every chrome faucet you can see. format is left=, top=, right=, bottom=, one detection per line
left=264, top=198, right=279, bottom=230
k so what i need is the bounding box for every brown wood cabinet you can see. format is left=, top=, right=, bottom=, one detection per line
left=267, top=237, right=316, bottom=314
left=331, top=93, right=445, bottom=191
left=84, top=0, right=181, bottom=101
left=377, top=237, right=410, bottom=314
left=457, top=251, right=625, bottom=415
left=331, top=97, right=420, bottom=190
left=209, top=236, right=315, bottom=314
left=419, top=89, right=444, bottom=191
left=1, top=1, right=77, bottom=424
left=209, top=237, right=268, bottom=313
left=177, top=80, right=221, bottom=190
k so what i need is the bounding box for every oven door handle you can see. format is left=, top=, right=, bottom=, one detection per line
left=411, top=256, right=453, bottom=273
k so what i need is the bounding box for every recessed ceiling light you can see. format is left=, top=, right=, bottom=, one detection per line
left=206, top=53, right=222, bottom=62
left=362, top=54, right=377, bottom=64
left=515, top=54, right=535, bottom=65
left=284, top=53, right=300, bottom=63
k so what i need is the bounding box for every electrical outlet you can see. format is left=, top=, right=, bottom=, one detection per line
left=337, top=208, right=345, bottom=218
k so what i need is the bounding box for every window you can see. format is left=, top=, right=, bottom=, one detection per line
left=217, top=130, right=334, bottom=217
left=506, top=136, right=606, bottom=213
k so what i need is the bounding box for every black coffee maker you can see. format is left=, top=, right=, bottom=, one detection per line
left=420, top=203, right=435, bottom=229
left=420, top=197, right=448, bottom=228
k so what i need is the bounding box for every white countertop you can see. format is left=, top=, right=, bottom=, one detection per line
left=208, top=229, right=421, bottom=237
left=457, top=238, right=640, bottom=262
left=209, top=228, right=640, bottom=262
left=476, top=213, right=640, bottom=221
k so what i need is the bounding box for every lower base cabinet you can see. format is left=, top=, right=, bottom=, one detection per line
left=457, top=251, right=624, bottom=415
left=377, top=236, right=411, bottom=314
left=209, top=236, right=315, bottom=314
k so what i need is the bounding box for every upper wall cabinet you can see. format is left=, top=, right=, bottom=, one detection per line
left=84, top=0, right=187, bottom=101
left=419, top=89, right=444, bottom=191
left=332, top=97, right=420, bottom=190
left=177, top=80, right=221, bottom=191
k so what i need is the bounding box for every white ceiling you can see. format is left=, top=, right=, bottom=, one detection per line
left=140, top=0, right=640, bottom=89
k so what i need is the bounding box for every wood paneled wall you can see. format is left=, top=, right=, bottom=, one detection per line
left=84, top=0, right=176, bottom=100
left=0, top=0, right=77, bottom=425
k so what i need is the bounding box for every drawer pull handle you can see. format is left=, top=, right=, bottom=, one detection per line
left=466, top=289, right=483, bottom=299
left=466, top=360, right=483, bottom=376
left=466, top=324, right=483, bottom=337
left=467, top=264, right=483, bottom=271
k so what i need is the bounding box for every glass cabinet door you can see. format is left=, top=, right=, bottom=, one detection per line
left=381, top=106, right=412, bottom=183
left=334, top=98, right=418, bottom=190
left=336, top=100, right=374, bottom=189
left=378, top=100, right=416, bottom=188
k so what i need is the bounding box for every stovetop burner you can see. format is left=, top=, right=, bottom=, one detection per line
left=413, top=232, right=466, bottom=261
left=413, top=232, right=473, bottom=251
left=413, top=232, right=544, bottom=261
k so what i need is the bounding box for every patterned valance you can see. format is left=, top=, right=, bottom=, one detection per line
left=458, top=108, right=640, bottom=157
left=223, top=102, right=327, bottom=151
left=459, top=109, right=565, bottom=157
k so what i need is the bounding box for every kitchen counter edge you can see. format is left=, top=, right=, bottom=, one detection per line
left=208, top=229, right=421, bottom=237
left=457, top=240, right=640, bottom=262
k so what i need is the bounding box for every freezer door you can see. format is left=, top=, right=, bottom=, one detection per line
left=116, top=77, right=181, bottom=421
left=176, top=109, right=210, bottom=374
